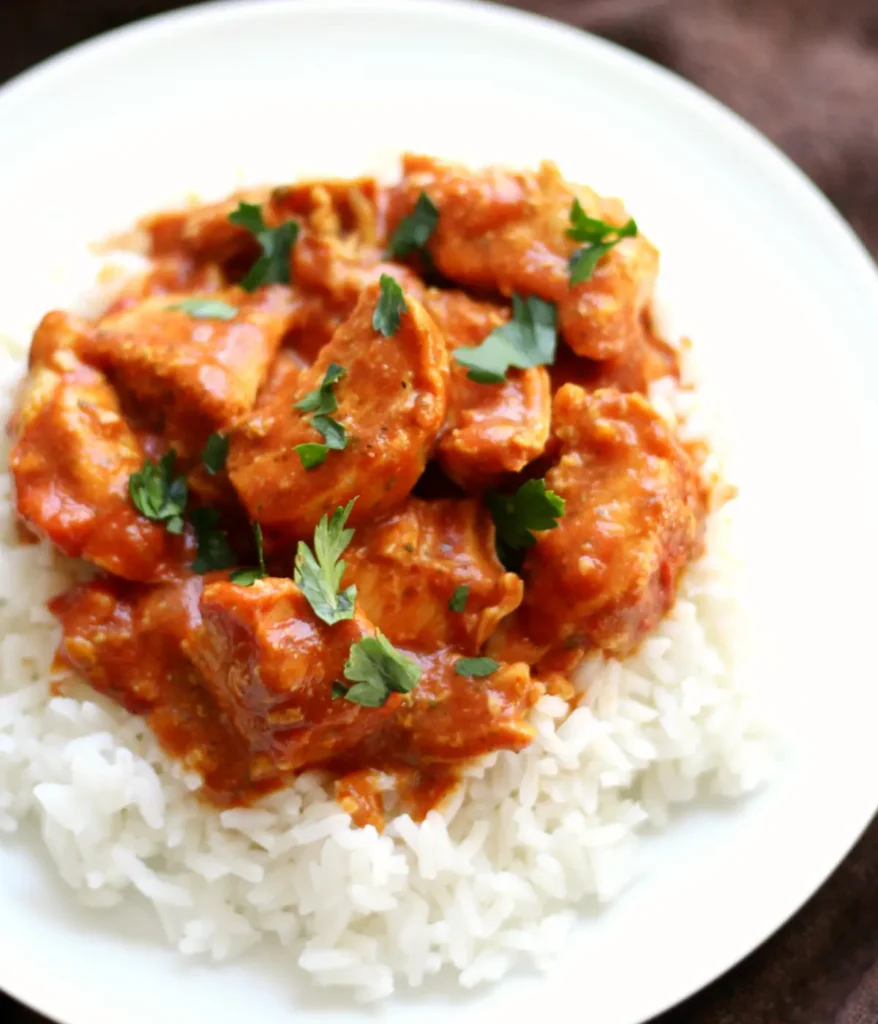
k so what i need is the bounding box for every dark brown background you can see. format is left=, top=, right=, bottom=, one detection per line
left=1, top=1, right=876, bottom=1022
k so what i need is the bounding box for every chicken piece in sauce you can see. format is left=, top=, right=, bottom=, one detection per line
left=190, top=577, right=402, bottom=775
left=424, top=288, right=551, bottom=491
left=102, top=256, right=226, bottom=316
left=492, top=385, right=706, bottom=662
left=228, top=281, right=449, bottom=536
left=84, top=285, right=294, bottom=457
left=388, top=154, right=658, bottom=361
left=10, top=343, right=193, bottom=582
left=343, top=497, right=523, bottom=650
left=550, top=314, right=680, bottom=397
left=50, top=576, right=269, bottom=803
left=144, top=187, right=273, bottom=264
left=394, top=650, right=540, bottom=761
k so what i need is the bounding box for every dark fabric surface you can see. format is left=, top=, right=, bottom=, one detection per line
left=0, top=2, right=876, bottom=1022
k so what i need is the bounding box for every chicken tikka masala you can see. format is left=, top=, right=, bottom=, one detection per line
left=8, top=155, right=708, bottom=829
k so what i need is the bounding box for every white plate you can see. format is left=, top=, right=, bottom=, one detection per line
left=1, top=2, right=877, bottom=1022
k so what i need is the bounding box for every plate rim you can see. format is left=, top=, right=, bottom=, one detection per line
left=1, top=3, right=877, bottom=1023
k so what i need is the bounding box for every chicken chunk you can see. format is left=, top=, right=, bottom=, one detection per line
left=189, top=577, right=401, bottom=773
left=102, top=256, right=226, bottom=317
left=10, top=349, right=193, bottom=581
left=394, top=649, right=540, bottom=760
left=423, top=288, right=551, bottom=490
left=143, top=188, right=271, bottom=263
left=85, top=285, right=294, bottom=456
left=272, top=176, right=384, bottom=240
left=388, top=154, right=658, bottom=361
left=228, top=281, right=449, bottom=536
left=50, top=576, right=204, bottom=713
left=343, top=497, right=523, bottom=650
left=496, top=385, right=706, bottom=660
left=287, top=234, right=426, bottom=361
left=550, top=314, right=679, bottom=396
left=50, top=576, right=282, bottom=802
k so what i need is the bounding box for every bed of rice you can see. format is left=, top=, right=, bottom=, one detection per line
left=0, top=263, right=771, bottom=1002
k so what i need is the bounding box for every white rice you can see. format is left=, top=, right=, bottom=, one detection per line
left=0, top=264, right=772, bottom=1002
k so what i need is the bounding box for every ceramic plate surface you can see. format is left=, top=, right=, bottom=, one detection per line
left=0, top=2, right=877, bottom=1022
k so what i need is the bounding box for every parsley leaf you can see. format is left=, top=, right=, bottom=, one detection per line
left=449, top=585, right=469, bottom=613
left=294, top=500, right=358, bottom=625
left=190, top=507, right=236, bottom=573
left=311, top=415, right=347, bottom=450
left=293, top=363, right=347, bottom=415
left=453, top=294, right=557, bottom=384
left=386, top=191, right=439, bottom=260
left=567, top=199, right=637, bottom=285
left=487, top=478, right=565, bottom=571
left=169, top=298, right=239, bottom=321
left=202, top=432, right=229, bottom=475
left=229, top=523, right=267, bottom=586
left=129, top=451, right=188, bottom=532
left=228, top=201, right=299, bottom=291
left=372, top=274, right=408, bottom=337
left=293, top=363, right=348, bottom=468
left=338, top=632, right=422, bottom=707
left=454, top=657, right=499, bottom=678
left=295, top=443, right=329, bottom=470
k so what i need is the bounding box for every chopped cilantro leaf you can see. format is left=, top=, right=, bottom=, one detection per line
left=228, top=567, right=262, bottom=586
left=567, top=199, right=637, bottom=285
left=293, top=363, right=347, bottom=415
left=331, top=682, right=347, bottom=700
left=372, top=274, right=408, bottom=337
left=128, top=451, right=188, bottom=532
left=228, top=201, right=299, bottom=291
left=448, top=585, right=469, bottom=613
left=487, top=478, right=565, bottom=571
left=189, top=507, right=236, bottom=573
left=385, top=191, right=439, bottom=260
left=202, top=432, right=229, bottom=475
left=229, top=523, right=266, bottom=586
left=311, top=415, right=347, bottom=451
left=454, top=657, right=499, bottom=678
left=294, top=500, right=358, bottom=625
left=340, top=632, right=422, bottom=707
left=453, top=294, right=557, bottom=384
left=295, top=442, right=329, bottom=470
left=169, top=298, right=239, bottom=321
left=294, top=363, right=348, bottom=464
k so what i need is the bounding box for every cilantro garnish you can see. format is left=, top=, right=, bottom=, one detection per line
left=228, top=201, right=299, bottom=291
left=128, top=451, right=188, bottom=534
left=487, top=478, right=565, bottom=571
left=385, top=191, right=439, bottom=260
left=293, top=363, right=347, bottom=415
left=372, top=274, right=408, bottom=337
left=229, top=523, right=267, bottom=586
left=567, top=199, right=637, bottom=285
left=334, top=632, right=422, bottom=707
left=453, top=294, right=557, bottom=384
left=294, top=500, right=358, bottom=625
left=293, top=363, right=348, bottom=470
left=448, top=585, right=469, bottom=613
left=169, top=298, right=238, bottom=321
left=202, top=432, right=229, bottom=475
left=189, top=507, right=236, bottom=574
left=294, top=443, right=330, bottom=470
left=454, top=657, right=499, bottom=678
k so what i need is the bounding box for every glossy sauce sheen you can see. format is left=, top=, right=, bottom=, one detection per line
left=12, top=158, right=707, bottom=828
